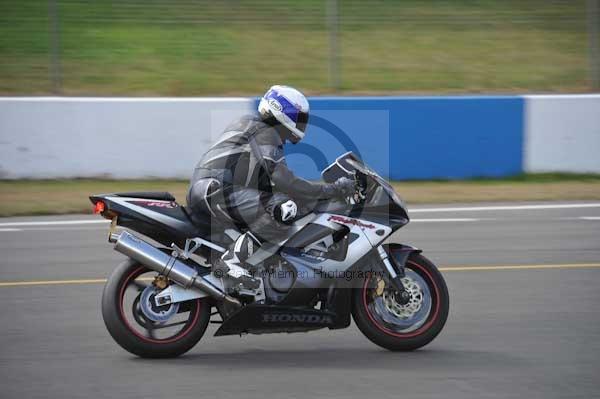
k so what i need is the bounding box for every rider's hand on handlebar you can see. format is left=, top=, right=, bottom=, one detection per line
left=330, top=176, right=355, bottom=199
left=351, top=175, right=367, bottom=204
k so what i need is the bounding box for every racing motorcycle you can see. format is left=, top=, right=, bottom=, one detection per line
left=91, top=152, right=449, bottom=358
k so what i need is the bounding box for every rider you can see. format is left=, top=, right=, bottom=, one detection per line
left=187, top=85, right=355, bottom=285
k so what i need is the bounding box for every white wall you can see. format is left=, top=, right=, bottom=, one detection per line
left=0, top=98, right=253, bottom=179
left=525, top=95, right=600, bottom=173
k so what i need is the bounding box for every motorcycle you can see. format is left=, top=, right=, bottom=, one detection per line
left=91, top=152, right=449, bottom=358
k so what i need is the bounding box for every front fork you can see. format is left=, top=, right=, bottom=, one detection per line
left=376, top=245, right=411, bottom=305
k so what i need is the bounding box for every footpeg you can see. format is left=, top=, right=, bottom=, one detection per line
left=212, top=261, right=230, bottom=278
left=213, top=260, right=261, bottom=291
left=235, top=274, right=261, bottom=290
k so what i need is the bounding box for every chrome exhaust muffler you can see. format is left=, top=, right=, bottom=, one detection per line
left=112, top=231, right=240, bottom=307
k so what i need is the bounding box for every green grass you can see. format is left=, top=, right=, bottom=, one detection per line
left=1, top=174, right=600, bottom=217
left=0, top=0, right=591, bottom=95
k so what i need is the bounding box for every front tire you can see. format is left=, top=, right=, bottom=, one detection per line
left=352, top=253, right=449, bottom=351
left=102, top=259, right=211, bottom=358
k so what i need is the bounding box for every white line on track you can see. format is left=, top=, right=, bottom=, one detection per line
left=410, top=203, right=600, bottom=213
left=0, top=219, right=479, bottom=231
left=0, top=227, right=110, bottom=232
left=0, top=203, right=598, bottom=229
left=0, top=218, right=481, bottom=230
left=0, top=220, right=108, bottom=227
left=411, top=218, right=479, bottom=222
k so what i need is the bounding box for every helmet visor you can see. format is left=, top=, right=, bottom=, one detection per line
left=296, top=111, right=309, bottom=133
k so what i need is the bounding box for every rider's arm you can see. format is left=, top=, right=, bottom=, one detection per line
left=270, top=159, right=335, bottom=199
left=255, top=131, right=354, bottom=200
left=261, top=146, right=351, bottom=199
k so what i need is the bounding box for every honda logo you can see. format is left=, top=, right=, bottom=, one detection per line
left=262, top=313, right=334, bottom=324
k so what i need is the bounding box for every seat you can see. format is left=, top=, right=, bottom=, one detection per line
left=113, top=191, right=176, bottom=202
left=110, top=191, right=234, bottom=249
left=111, top=192, right=204, bottom=238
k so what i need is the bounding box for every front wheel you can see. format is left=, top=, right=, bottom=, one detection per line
left=101, top=259, right=211, bottom=358
left=352, top=252, right=449, bottom=351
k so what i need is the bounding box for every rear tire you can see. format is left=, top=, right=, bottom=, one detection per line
left=352, top=253, right=449, bottom=351
left=102, top=259, right=211, bottom=358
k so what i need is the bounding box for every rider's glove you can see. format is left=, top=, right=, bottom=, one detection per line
left=324, top=176, right=355, bottom=199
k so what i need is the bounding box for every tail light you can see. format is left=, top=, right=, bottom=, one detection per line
left=90, top=197, right=118, bottom=221
left=93, top=201, right=105, bottom=214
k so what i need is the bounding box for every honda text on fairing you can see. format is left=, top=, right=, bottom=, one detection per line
left=91, top=152, right=449, bottom=358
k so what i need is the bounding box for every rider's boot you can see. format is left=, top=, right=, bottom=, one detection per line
left=213, top=232, right=261, bottom=290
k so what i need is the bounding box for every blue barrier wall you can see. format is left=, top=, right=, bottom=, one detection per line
left=255, top=96, right=524, bottom=180
left=1, top=96, right=529, bottom=179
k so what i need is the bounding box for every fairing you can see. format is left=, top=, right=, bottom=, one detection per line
left=321, top=152, right=409, bottom=230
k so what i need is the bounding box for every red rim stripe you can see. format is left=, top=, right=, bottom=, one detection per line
left=118, top=266, right=201, bottom=344
left=362, top=260, right=440, bottom=338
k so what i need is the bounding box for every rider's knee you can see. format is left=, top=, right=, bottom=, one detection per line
left=272, top=199, right=298, bottom=224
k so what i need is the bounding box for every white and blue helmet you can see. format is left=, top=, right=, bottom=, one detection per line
left=258, top=85, right=309, bottom=144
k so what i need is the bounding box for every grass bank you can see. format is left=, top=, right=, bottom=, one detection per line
left=0, top=0, right=589, bottom=95
left=1, top=174, right=600, bottom=217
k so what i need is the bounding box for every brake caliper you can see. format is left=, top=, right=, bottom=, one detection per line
left=152, top=275, right=169, bottom=290
left=375, top=277, right=386, bottom=296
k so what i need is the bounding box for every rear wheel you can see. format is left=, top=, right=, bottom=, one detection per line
left=352, top=253, right=449, bottom=351
left=102, top=259, right=211, bottom=358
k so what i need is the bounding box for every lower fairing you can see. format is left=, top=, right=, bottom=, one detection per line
left=214, top=302, right=350, bottom=336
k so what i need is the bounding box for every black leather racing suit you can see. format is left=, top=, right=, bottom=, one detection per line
left=187, top=115, right=345, bottom=243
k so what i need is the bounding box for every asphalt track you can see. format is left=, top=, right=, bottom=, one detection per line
left=0, top=201, right=599, bottom=399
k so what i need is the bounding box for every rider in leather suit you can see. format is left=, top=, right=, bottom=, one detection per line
left=187, top=85, right=355, bottom=285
